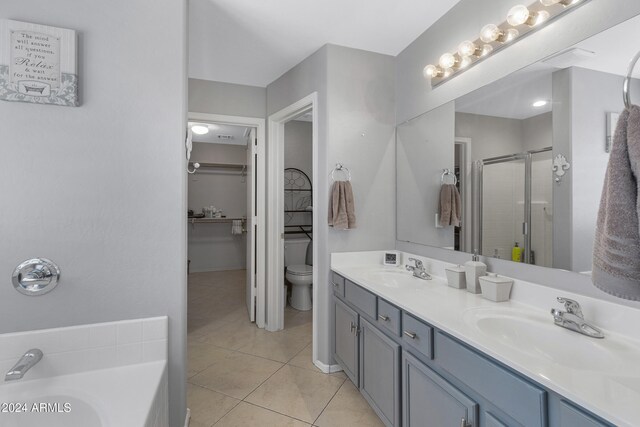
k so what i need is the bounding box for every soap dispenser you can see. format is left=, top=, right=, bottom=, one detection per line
left=465, top=251, right=487, bottom=294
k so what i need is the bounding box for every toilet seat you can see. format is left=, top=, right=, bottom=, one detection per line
left=287, top=265, right=312, bottom=276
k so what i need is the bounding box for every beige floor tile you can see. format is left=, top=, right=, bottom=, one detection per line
left=315, top=380, right=384, bottom=427
left=187, top=419, right=210, bottom=427
left=214, top=402, right=311, bottom=427
left=197, top=318, right=270, bottom=350
left=287, top=345, right=347, bottom=380
left=188, top=341, right=235, bottom=378
left=236, top=329, right=311, bottom=363
left=190, top=352, right=283, bottom=400
left=187, top=383, right=240, bottom=426
left=245, top=365, right=345, bottom=424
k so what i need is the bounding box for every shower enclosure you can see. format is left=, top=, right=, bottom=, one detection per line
left=474, top=147, right=553, bottom=267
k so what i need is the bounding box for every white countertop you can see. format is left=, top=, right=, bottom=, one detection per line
left=331, top=251, right=640, bottom=427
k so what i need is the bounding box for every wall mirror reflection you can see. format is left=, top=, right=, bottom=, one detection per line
left=397, top=13, right=640, bottom=274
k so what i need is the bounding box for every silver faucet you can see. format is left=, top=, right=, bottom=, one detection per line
left=405, top=258, right=431, bottom=280
left=550, top=297, right=604, bottom=339
left=5, top=349, right=43, bottom=381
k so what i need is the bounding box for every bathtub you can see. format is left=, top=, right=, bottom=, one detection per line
left=0, top=317, right=169, bottom=427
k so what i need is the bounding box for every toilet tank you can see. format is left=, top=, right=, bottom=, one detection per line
left=284, top=238, right=311, bottom=267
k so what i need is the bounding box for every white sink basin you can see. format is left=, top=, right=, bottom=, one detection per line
left=463, top=307, right=640, bottom=371
left=360, top=268, right=434, bottom=289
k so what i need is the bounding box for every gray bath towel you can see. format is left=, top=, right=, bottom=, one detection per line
left=592, top=105, right=640, bottom=300
left=328, top=181, right=356, bottom=230
left=439, top=184, right=461, bottom=227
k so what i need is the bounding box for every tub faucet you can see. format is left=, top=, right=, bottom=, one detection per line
left=5, top=349, right=43, bottom=381
left=406, top=258, right=431, bottom=280
left=550, top=297, right=604, bottom=339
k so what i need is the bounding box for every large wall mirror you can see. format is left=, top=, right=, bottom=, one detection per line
left=397, top=13, right=640, bottom=275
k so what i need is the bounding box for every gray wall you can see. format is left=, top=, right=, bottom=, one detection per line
left=268, top=44, right=396, bottom=366
left=455, top=113, right=524, bottom=161
left=188, top=143, right=248, bottom=272
left=0, top=1, right=188, bottom=426
left=189, top=78, right=266, bottom=118
left=394, top=0, right=640, bottom=309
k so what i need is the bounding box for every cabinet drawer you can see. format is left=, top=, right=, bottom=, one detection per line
left=435, top=332, right=546, bottom=427
left=377, top=299, right=401, bottom=336
left=401, top=312, right=433, bottom=359
left=345, top=280, right=377, bottom=319
left=331, top=272, right=345, bottom=297
left=558, top=400, right=608, bottom=427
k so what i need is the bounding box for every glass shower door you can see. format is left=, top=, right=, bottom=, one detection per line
left=479, top=155, right=527, bottom=262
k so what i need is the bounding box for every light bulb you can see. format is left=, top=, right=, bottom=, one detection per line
left=443, top=68, right=455, bottom=78
left=439, top=53, right=457, bottom=69
left=423, top=64, right=440, bottom=78
left=458, top=40, right=478, bottom=57
left=481, top=44, right=494, bottom=56
left=507, top=5, right=530, bottom=26
left=191, top=125, right=209, bottom=135
left=504, top=28, right=519, bottom=42
left=459, top=56, right=473, bottom=69
left=480, top=24, right=501, bottom=43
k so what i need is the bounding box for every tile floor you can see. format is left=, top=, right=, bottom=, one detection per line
left=187, top=270, right=384, bottom=427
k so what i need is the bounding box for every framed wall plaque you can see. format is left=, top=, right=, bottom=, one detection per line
left=0, top=19, right=78, bottom=107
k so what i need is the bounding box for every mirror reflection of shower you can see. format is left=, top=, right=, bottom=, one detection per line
left=476, top=147, right=553, bottom=267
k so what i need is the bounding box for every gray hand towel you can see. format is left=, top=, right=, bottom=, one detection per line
left=328, top=181, right=357, bottom=230
left=592, top=105, right=640, bottom=300
left=439, top=184, right=461, bottom=227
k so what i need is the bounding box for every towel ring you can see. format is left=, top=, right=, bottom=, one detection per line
left=441, top=168, right=457, bottom=186
left=623, top=50, right=640, bottom=109
left=330, top=163, right=351, bottom=181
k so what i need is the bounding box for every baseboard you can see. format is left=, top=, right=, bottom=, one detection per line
left=314, top=359, right=343, bottom=374
left=184, top=408, right=191, bottom=427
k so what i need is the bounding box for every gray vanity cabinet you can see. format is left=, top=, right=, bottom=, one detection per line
left=403, top=351, right=478, bottom=427
left=360, top=318, right=401, bottom=427
left=334, top=298, right=359, bottom=386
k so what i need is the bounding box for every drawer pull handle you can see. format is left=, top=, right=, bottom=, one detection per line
left=350, top=322, right=356, bottom=333
left=333, top=283, right=339, bottom=287
left=378, top=314, right=390, bottom=322
left=461, top=417, right=470, bottom=427
left=403, top=330, right=417, bottom=339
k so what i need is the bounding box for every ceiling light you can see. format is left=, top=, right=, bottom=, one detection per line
left=533, top=100, right=548, bottom=107
left=191, top=125, right=209, bottom=135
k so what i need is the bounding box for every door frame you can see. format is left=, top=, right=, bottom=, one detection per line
left=266, top=93, right=318, bottom=342
left=454, top=137, right=471, bottom=253
left=188, top=112, right=266, bottom=329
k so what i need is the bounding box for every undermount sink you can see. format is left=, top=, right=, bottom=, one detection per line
left=360, top=268, right=419, bottom=288
left=462, top=307, right=638, bottom=371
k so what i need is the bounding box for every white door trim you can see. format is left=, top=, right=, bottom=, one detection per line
left=266, top=93, right=318, bottom=366
left=188, top=112, right=266, bottom=329
left=455, top=137, right=472, bottom=253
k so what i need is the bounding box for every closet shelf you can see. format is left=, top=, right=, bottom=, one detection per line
left=189, top=162, right=246, bottom=170
left=188, top=217, right=246, bottom=224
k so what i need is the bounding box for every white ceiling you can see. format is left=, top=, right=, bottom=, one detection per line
left=189, top=0, right=462, bottom=87
left=456, top=14, right=640, bottom=120
left=189, top=122, right=250, bottom=145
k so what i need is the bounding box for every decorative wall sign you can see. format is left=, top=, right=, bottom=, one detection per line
left=0, top=20, right=78, bottom=107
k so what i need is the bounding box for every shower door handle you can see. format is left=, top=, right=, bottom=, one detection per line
left=522, top=222, right=528, bottom=236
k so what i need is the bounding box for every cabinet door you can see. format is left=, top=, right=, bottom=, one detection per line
left=403, top=351, right=478, bottom=427
left=334, top=298, right=359, bottom=386
left=360, top=318, right=401, bottom=427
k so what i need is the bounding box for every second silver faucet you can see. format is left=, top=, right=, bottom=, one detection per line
left=406, top=258, right=431, bottom=280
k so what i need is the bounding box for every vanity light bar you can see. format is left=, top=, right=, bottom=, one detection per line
left=424, top=0, right=590, bottom=86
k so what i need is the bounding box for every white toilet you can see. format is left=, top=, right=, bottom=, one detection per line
left=285, top=241, right=313, bottom=311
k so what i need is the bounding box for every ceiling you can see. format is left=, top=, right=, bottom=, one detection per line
left=456, top=14, right=640, bottom=120
left=189, top=0, right=462, bottom=87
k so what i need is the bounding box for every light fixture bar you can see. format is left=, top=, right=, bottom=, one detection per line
left=424, top=0, right=591, bottom=87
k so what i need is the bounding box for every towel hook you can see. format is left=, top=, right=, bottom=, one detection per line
left=623, top=50, right=640, bottom=109
left=330, top=163, right=352, bottom=182
left=441, top=168, right=457, bottom=186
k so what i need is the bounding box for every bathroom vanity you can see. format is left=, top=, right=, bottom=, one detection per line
left=331, top=251, right=640, bottom=427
